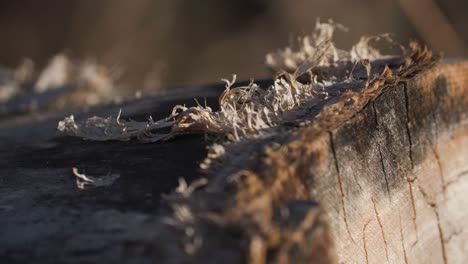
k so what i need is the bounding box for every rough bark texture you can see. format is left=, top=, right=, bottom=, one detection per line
left=0, top=60, right=466, bottom=263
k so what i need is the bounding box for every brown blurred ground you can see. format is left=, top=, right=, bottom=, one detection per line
left=0, top=0, right=466, bottom=92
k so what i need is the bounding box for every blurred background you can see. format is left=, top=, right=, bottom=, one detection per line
left=0, top=0, right=466, bottom=93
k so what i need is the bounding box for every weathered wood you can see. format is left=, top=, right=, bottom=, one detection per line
left=298, top=61, right=468, bottom=263
left=0, top=59, right=466, bottom=263
left=194, top=58, right=468, bottom=263
left=228, top=60, right=468, bottom=263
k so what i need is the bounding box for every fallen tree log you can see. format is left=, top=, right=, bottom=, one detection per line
left=1, top=58, right=466, bottom=264
left=0, top=29, right=467, bottom=263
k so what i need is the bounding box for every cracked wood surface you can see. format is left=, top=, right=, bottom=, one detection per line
left=0, top=59, right=466, bottom=263
left=257, top=60, right=468, bottom=263
left=202, top=58, right=467, bottom=263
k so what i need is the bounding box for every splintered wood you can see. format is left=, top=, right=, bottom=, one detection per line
left=2, top=22, right=466, bottom=263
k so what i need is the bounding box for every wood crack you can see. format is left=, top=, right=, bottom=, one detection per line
left=434, top=208, right=448, bottom=264
left=407, top=181, right=419, bottom=243
left=429, top=90, right=447, bottom=198
left=445, top=228, right=464, bottom=243
left=328, top=130, right=355, bottom=243
left=378, top=148, right=391, bottom=197
left=445, top=170, right=468, bottom=188
left=372, top=102, right=391, bottom=197
left=431, top=146, right=447, bottom=197
left=371, top=197, right=390, bottom=263
left=362, top=219, right=372, bottom=264
left=398, top=209, right=410, bottom=264
left=403, top=83, right=415, bottom=170
left=418, top=186, right=448, bottom=264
